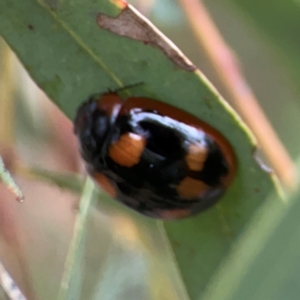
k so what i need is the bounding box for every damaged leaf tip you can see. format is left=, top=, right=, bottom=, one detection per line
left=97, top=5, right=196, bottom=71
left=110, top=0, right=128, bottom=9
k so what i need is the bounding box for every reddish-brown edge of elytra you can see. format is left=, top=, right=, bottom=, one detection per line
left=93, top=172, right=117, bottom=198
left=157, top=208, right=192, bottom=220
left=119, top=97, right=237, bottom=186
left=108, top=132, right=146, bottom=167
left=96, top=93, right=123, bottom=118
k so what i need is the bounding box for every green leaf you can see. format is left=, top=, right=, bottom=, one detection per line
left=200, top=178, right=300, bottom=300
left=0, top=0, right=280, bottom=299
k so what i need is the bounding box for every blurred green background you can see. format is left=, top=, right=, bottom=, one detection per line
left=0, top=0, right=299, bottom=299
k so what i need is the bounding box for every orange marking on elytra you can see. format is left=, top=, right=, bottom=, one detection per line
left=109, top=132, right=146, bottom=167
left=186, top=143, right=208, bottom=171
left=177, top=177, right=208, bottom=199
left=94, top=173, right=117, bottom=198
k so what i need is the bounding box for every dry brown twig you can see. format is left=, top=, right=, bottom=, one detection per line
left=178, top=0, right=297, bottom=189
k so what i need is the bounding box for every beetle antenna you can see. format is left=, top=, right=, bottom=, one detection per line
left=110, top=82, right=144, bottom=94
left=89, top=82, right=144, bottom=102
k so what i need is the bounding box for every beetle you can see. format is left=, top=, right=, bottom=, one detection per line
left=74, top=92, right=236, bottom=219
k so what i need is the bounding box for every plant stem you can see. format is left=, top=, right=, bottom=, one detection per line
left=57, top=178, right=96, bottom=300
